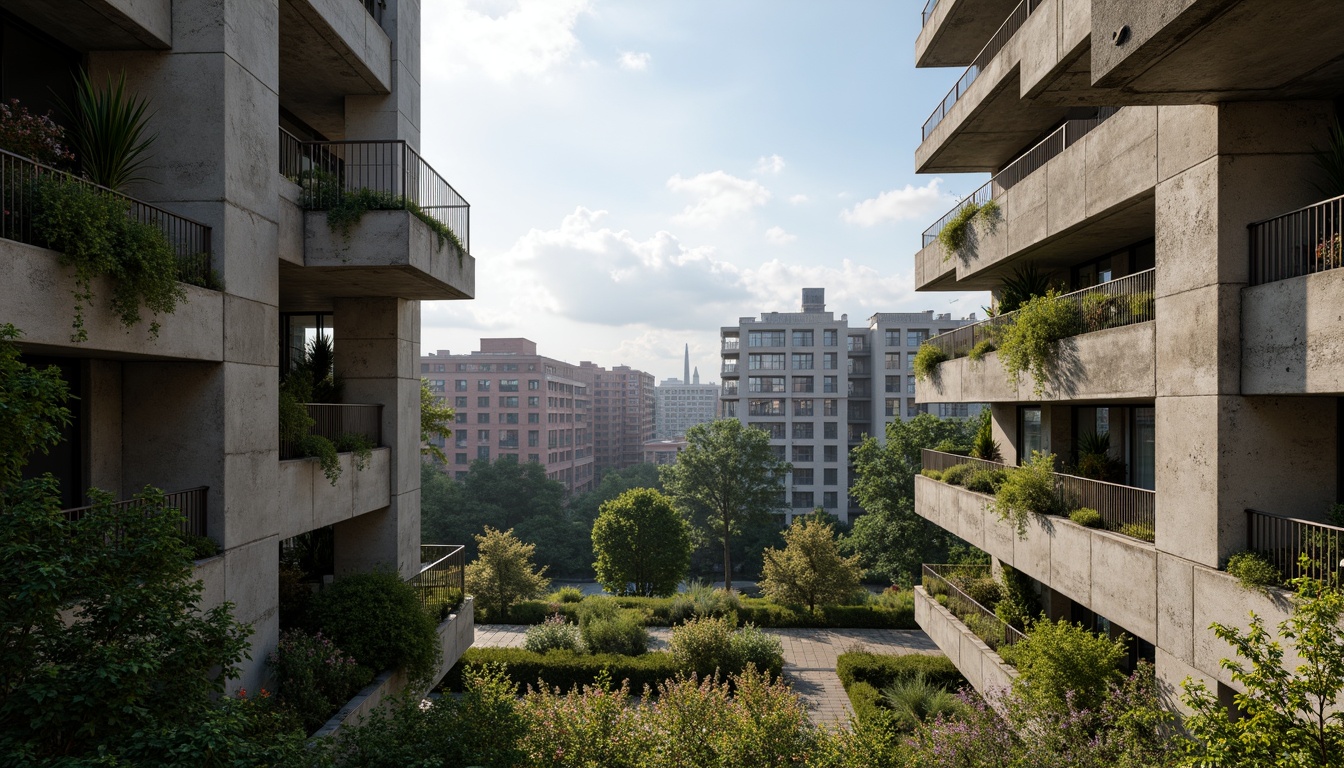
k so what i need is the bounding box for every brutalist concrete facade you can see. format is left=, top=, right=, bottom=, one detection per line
left=910, top=0, right=1344, bottom=700
left=2, top=0, right=474, bottom=692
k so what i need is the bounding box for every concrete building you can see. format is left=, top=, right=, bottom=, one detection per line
left=643, top=437, right=688, bottom=466
left=578, top=361, right=655, bottom=476
left=654, top=344, right=720, bottom=439
left=423, top=340, right=595, bottom=494
left=720, top=288, right=980, bottom=523
left=908, top=0, right=1344, bottom=703
left=1, top=0, right=474, bottom=694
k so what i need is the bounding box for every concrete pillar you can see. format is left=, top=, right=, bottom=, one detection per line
left=84, top=359, right=122, bottom=495
left=332, top=297, right=421, bottom=579
left=991, top=403, right=1017, bottom=464
left=1154, top=101, right=1337, bottom=568
left=346, top=0, right=420, bottom=147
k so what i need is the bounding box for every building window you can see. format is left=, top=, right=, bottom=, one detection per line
left=477, top=379, right=492, bottom=391
left=721, top=401, right=738, bottom=417
left=884, top=376, right=899, bottom=394
left=907, top=330, right=929, bottom=347
left=885, top=353, right=900, bottom=370
left=723, top=380, right=739, bottom=395
left=748, top=399, right=784, bottom=416
left=884, top=330, right=901, bottom=347
left=477, top=430, right=490, bottom=441
left=908, top=377, right=917, bottom=395
left=792, top=353, right=814, bottom=370
left=500, top=379, right=519, bottom=392
left=454, top=412, right=467, bottom=424
left=455, top=433, right=467, bottom=448
left=498, top=396, right=517, bottom=408
left=528, top=412, right=540, bottom=423
left=824, top=468, right=838, bottom=486
left=771, top=445, right=787, bottom=461
left=793, top=421, right=814, bottom=439
left=793, top=445, right=813, bottom=462
left=455, top=396, right=468, bottom=408
left=454, top=453, right=467, bottom=465
left=885, top=398, right=898, bottom=417
left=760, top=422, right=786, bottom=439
left=748, top=376, right=786, bottom=393
left=477, top=446, right=490, bottom=459
left=528, top=453, right=540, bottom=463
left=937, top=403, right=970, bottom=418
left=477, top=413, right=490, bottom=423
left=748, top=330, right=786, bottom=347
left=528, top=396, right=540, bottom=407
left=793, top=399, right=814, bottom=417
left=824, top=422, right=838, bottom=440
left=748, top=353, right=786, bottom=370
left=823, top=491, right=838, bottom=509
left=792, top=330, right=813, bottom=347
left=528, top=379, right=540, bottom=390
left=906, top=354, right=915, bottom=372
left=846, top=336, right=866, bottom=352
left=502, top=412, right=519, bottom=423
left=823, top=399, right=839, bottom=417
left=906, top=399, right=926, bottom=418
left=823, top=329, right=838, bottom=347
left=792, top=492, right=814, bottom=509
left=823, top=376, right=838, bottom=393
left=455, top=379, right=468, bottom=391
left=793, top=468, right=814, bottom=486
left=823, top=352, right=838, bottom=370
left=1020, top=406, right=1044, bottom=461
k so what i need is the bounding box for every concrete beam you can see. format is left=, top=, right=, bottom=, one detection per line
left=0, top=0, right=171, bottom=50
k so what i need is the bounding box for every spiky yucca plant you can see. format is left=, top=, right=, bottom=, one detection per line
left=64, top=71, right=156, bottom=192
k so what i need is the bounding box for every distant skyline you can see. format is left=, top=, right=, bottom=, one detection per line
left=417, top=0, right=990, bottom=381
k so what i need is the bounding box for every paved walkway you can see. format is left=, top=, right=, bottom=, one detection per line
left=471, top=625, right=938, bottom=727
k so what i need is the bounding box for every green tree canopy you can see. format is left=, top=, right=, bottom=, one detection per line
left=420, top=378, right=454, bottom=464
left=568, top=463, right=663, bottom=530
left=591, top=488, right=692, bottom=597
left=659, top=420, right=789, bottom=591
left=760, top=514, right=863, bottom=613
left=465, top=526, right=551, bottom=622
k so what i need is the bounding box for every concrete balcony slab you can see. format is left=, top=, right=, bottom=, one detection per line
left=277, top=446, right=391, bottom=540
left=1, top=0, right=171, bottom=50
left=279, top=0, right=392, bottom=138
left=913, top=587, right=1018, bottom=702
left=916, top=0, right=1023, bottom=68
left=1242, top=268, right=1344, bottom=395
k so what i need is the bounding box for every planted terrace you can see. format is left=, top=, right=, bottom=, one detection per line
left=1249, top=193, right=1344, bottom=285
left=1245, top=508, right=1344, bottom=587
left=922, top=563, right=1024, bottom=650
left=411, top=544, right=466, bottom=620
left=63, top=486, right=209, bottom=541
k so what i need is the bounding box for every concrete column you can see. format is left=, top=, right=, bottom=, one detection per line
left=1154, top=101, right=1337, bottom=568
left=84, top=359, right=122, bottom=495
left=346, top=0, right=420, bottom=146
left=332, top=297, right=421, bottom=579
left=991, top=403, right=1017, bottom=464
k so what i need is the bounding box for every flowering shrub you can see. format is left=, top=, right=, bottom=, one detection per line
left=523, top=613, right=584, bottom=654
left=668, top=615, right=784, bottom=679
left=0, top=99, right=74, bottom=167
left=268, top=629, right=372, bottom=733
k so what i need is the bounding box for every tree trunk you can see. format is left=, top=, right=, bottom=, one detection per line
left=722, top=516, right=733, bottom=593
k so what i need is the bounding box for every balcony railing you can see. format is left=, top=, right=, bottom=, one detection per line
left=1246, top=508, right=1344, bottom=586
left=1249, top=193, right=1344, bottom=285
left=280, top=403, right=384, bottom=460
left=410, top=544, right=466, bottom=619
left=0, top=149, right=214, bottom=287
left=279, top=128, right=470, bottom=254
left=921, top=0, right=940, bottom=26
left=924, top=268, right=1155, bottom=361
left=922, top=0, right=1041, bottom=140
left=922, top=108, right=1120, bottom=247
left=922, top=563, right=1025, bottom=650
left=62, top=486, right=209, bottom=540
left=723, top=338, right=740, bottom=350
left=922, top=448, right=1156, bottom=541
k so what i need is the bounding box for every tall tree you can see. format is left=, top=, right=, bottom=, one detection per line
left=420, top=378, right=454, bottom=464
left=760, top=514, right=863, bottom=613
left=465, top=527, right=550, bottom=622
left=591, top=488, right=691, bottom=597
left=659, top=420, right=788, bottom=592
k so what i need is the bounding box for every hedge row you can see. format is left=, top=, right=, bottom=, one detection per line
left=845, top=681, right=885, bottom=724
left=441, top=647, right=681, bottom=693
left=834, top=652, right=964, bottom=692
left=487, top=597, right=916, bottom=630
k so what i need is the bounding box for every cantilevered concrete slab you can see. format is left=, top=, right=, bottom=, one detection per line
left=0, top=0, right=171, bottom=50
left=916, top=0, right=1023, bottom=68
left=279, top=0, right=393, bottom=140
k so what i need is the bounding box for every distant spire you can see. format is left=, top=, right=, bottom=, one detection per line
left=693, top=366, right=699, bottom=384
left=684, top=344, right=690, bottom=384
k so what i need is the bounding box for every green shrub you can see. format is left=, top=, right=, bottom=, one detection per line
left=582, top=611, right=649, bottom=656
left=1127, top=290, right=1154, bottom=320
left=818, top=604, right=916, bottom=629
left=994, top=564, right=1038, bottom=631
left=845, top=681, right=885, bottom=724
left=999, top=617, right=1126, bottom=716
left=443, top=648, right=680, bottom=693
left=732, top=623, right=784, bottom=678
left=334, top=432, right=374, bottom=471
left=669, top=615, right=739, bottom=678
left=176, top=531, right=220, bottom=560
left=969, top=419, right=1001, bottom=461
left=523, top=614, right=584, bottom=654
left=835, top=652, right=964, bottom=692
left=937, top=199, right=1000, bottom=260
left=305, top=570, right=439, bottom=680
left=993, top=451, right=1061, bottom=536
left=295, top=433, right=341, bottom=485
left=268, top=629, right=372, bottom=734
left=551, top=586, right=585, bottom=603
left=967, top=339, right=996, bottom=362
left=919, top=468, right=944, bottom=481
left=1117, top=522, right=1156, bottom=542
left=962, top=468, right=1006, bottom=495
left=881, top=672, right=965, bottom=731
left=1069, top=507, right=1104, bottom=528
left=939, top=463, right=975, bottom=486
left=1226, top=551, right=1283, bottom=592
left=996, top=291, right=1082, bottom=397
left=933, top=439, right=972, bottom=455
left=912, top=342, right=949, bottom=382
left=322, top=186, right=465, bottom=263
left=958, top=576, right=1002, bottom=609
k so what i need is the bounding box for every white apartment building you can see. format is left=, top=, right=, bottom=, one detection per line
left=654, top=345, right=719, bottom=439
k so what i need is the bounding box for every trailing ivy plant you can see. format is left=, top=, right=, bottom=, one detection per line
left=996, top=290, right=1082, bottom=397
left=29, top=175, right=184, bottom=342
left=937, top=199, right=1000, bottom=262
left=993, top=451, right=1061, bottom=537
left=911, top=342, right=948, bottom=383
left=324, top=185, right=465, bottom=265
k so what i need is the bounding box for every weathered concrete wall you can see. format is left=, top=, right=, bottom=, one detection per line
left=2, top=0, right=172, bottom=50
left=914, top=587, right=1018, bottom=702
left=276, top=448, right=392, bottom=541
left=917, top=321, right=1156, bottom=404
left=303, top=210, right=475, bottom=301
left=289, top=0, right=392, bottom=93
left=1242, top=268, right=1344, bottom=395
left=278, top=181, right=304, bottom=267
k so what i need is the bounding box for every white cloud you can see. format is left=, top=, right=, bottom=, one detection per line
left=666, top=171, right=771, bottom=226
left=754, top=154, right=785, bottom=175
left=424, top=0, right=592, bottom=81
left=788, top=194, right=810, bottom=205
left=618, top=51, right=651, bottom=71
left=840, top=178, right=955, bottom=226
left=764, top=226, right=796, bottom=245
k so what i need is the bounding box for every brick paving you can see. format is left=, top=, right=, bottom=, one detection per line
left=471, top=624, right=938, bottom=727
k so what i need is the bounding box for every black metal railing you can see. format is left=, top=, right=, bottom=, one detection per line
left=924, top=268, right=1155, bottom=360
left=62, top=486, right=209, bottom=539
left=921, top=448, right=1156, bottom=541
left=281, top=133, right=470, bottom=254
left=280, top=403, right=384, bottom=460
left=1249, top=193, right=1344, bottom=285
left=922, top=0, right=1041, bottom=140
left=1246, top=509, right=1344, bottom=585
left=363, top=0, right=383, bottom=23
left=922, top=108, right=1120, bottom=247
left=922, top=563, right=1025, bottom=650
left=0, top=148, right=214, bottom=287
left=411, top=544, right=466, bottom=618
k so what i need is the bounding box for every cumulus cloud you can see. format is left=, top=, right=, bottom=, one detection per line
left=618, top=51, right=651, bottom=71
left=788, top=194, right=810, bottom=205
left=667, top=171, right=771, bottom=226
left=424, top=0, right=592, bottom=81
left=754, top=154, right=785, bottom=175
left=764, top=226, right=796, bottom=245
left=840, top=178, right=955, bottom=226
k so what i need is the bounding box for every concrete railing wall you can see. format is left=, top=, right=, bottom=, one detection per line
left=914, top=586, right=1017, bottom=704
left=277, top=448, right=392, bottom=542
left=1241, top=268, right=1344, bottom=395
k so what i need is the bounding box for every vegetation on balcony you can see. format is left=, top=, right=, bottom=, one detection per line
left=937, top=198, right=1000, bottom=261
left=278, top=334, right=374, bottom=484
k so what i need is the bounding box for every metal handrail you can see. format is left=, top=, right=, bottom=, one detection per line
left=410, top=544, right=466, bottom=617
left=62, top=486, right=209, bottom=539
left=922, top=0, right=1040, bottom=140
left=922, top=108, right=1120, bottom=247
left=1249, top=192, right=1344, bottom=285
left=924, top=268, right=1155, bottom=359
left=1246, top=508, right=1344, bottom=585
left=280, top=402, right=384, bottom=459
left=921, top=0, right=940, bottom=26
left=0, top=148, right=214, bottom=287
left=921, top=448, right=1156, bottom=541
left=922, top=563, right=1025, bottom=649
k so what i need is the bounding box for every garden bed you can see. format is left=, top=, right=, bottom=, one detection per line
left=481, top=593, right=916, bottom=629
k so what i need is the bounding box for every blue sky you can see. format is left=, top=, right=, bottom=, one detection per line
left=418, top=0, right=988, bottom=381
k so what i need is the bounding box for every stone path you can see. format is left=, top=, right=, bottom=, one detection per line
left=471, top=625, right=938, bottom=727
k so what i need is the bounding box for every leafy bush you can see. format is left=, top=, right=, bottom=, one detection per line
left=919, top=468, right=943, bottom=481
left=996, top=291, right=1082, bottom=396
left=669, top=614, right=739, bottom=678
left=760, top=514, right=863, bottom=613
left=999, top=617, right=1126, bottom=715
left=443, top=648, right=681, bottom=693
left=967, top=339, right=997, bottom=362
left=959, top=576, right=1002, bottom=608
left=551, top=586, right=585, bottom=603
left=732, top=623, right=784, bottom=678
left=304, top=570, right=439, bottom=680
left=466, top=526, right=550, bottom=622
left=1069, top=507, right=1104, bottom=528
left=939, top=462, right=975, bottom=486
left=268, top=629, right=372, bottom=734
left=523, top=614, right=584, bottom=654
left=993, top=451, right=1060, bottom=536
left=295, top=433, right=341, bottom=484
left=913, top=342, right=949, bottom=382
left=1226, top=551, right=1283, bottom=592
left=1117, top=522, right=1156, bottom=542
left=583, top=612, right=649, bottom=656
left=835, top=652, right=964, bottom=692
left=937, top=199, right=1000, bottom=259
left=963, top=468, right=1006, bottom=495
left=994, top=564, right=1039, bottom=631
left=334, top=432, right=374, bottom=471
left=177, top=531, right=220, bottom=560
